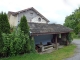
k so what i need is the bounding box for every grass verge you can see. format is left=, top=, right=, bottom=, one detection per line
left=0, top=44, right=76, bottom=60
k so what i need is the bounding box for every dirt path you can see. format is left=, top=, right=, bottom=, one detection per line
left=65, top=39, right=80, bottom=60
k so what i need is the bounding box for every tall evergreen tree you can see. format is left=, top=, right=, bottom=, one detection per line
left=0, top=12, right=10, bottom=33
left=19, top=16, right=31, bottom=53
left=19, top=16, right=30, bottom=34
left=0, top=29, right=3, bottom=54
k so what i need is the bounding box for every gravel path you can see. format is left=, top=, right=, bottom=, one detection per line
left=65, top=39, right=80, bottom=60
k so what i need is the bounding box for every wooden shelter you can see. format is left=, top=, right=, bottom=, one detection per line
left=28, top=22, right=73, bottom=52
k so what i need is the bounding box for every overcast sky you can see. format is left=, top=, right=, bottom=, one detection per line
left=0, top=0, right=80, bottom=24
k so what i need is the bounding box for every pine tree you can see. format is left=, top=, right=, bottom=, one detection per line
left=19, top=16, right=30, bottom=34
left=19, top=16, right=31, bottom=53
left=0, top=12, right=10, bottom=34
left=0, top=29, right=3, bottom=54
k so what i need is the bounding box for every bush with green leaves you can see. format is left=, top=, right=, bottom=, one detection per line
left=2, top=28, right=31, bottom=56
left=0, top=15, right=36, bottom=57
left=30, top=37, right=36, bottom=53
left=66, top=33, right=73, bottom=44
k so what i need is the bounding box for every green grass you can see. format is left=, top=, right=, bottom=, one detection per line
left=0, top=44, right=76, bottom=60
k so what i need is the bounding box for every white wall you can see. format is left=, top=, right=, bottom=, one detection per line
left=18, top=9, right=48, bottom=24
left=9, top=15, right=18, bottom=27
left=31, top=16, right=47, bottom=23
left=9, top=9, right=48, bottom=26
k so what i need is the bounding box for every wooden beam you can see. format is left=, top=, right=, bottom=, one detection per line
left=51, top=34, right=55, bottom=43
left=31, top=32, right=71, bottom=36
left=55, top=34, right=58, bottom=50
left=66, top=33, right=69, bottom=46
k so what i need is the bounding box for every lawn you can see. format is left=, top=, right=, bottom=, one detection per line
left=0, top=44, right=76, bottom=60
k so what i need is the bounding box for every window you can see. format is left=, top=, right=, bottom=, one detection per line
left=38, top=18, right=41, bottom=22
left=30, top=13, right=33, bottom=16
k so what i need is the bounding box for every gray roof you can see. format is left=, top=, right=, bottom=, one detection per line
left=8, top=7, right=49, bottom=22
left=28, top=23, right=73, bottom=35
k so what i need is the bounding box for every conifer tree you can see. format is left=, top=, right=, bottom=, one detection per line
left=19, top=16, right=31, bottom=53
left=0, top=12, right=10, bottom=33
left=0, top=29, right=3, bottom=54
left=19, top=16, right=29, bottom=34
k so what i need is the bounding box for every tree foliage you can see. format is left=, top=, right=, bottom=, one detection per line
left=2, top=28, right=31, bottom=56
left=19, top=16, right=29, bottom=35
left=66, top=33, right=73, bottom=44
left=0, top=12, right=10, bottom=56
left=0, top=15, right=36, bottom=57
left=0, top=29, right=4, bottom=56
left=0, top=12, right=10, bottom=33
left=64, top=7, right=80, bottom=34
left=19, top=16, right=32, bottom=52
left=30, top=37, right=36, bottom=53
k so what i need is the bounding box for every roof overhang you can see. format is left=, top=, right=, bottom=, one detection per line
left=31, top=31, right=73, bottom=36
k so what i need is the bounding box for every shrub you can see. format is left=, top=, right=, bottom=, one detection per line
left=0, top=15, right=36, bottom=57
left=30, top=37, right=36, bottom=53
left=2, top=28, right=31, bottom=56
left=66, top=33, right=73, bottom=44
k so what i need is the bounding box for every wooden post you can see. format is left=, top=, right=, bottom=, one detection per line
left=55, top=34, right=58, bottom=50
left=66, top=33, right=69, bottom=46
left=51, top=34, right=55, bottom=43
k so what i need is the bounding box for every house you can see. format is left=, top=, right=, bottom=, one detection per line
left=8, top=7, right=73, bottom=52
left=8, top=7, right=49, bottom=27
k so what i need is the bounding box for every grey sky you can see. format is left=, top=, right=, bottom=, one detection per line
left=0, top=0, right=80, bottom=24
